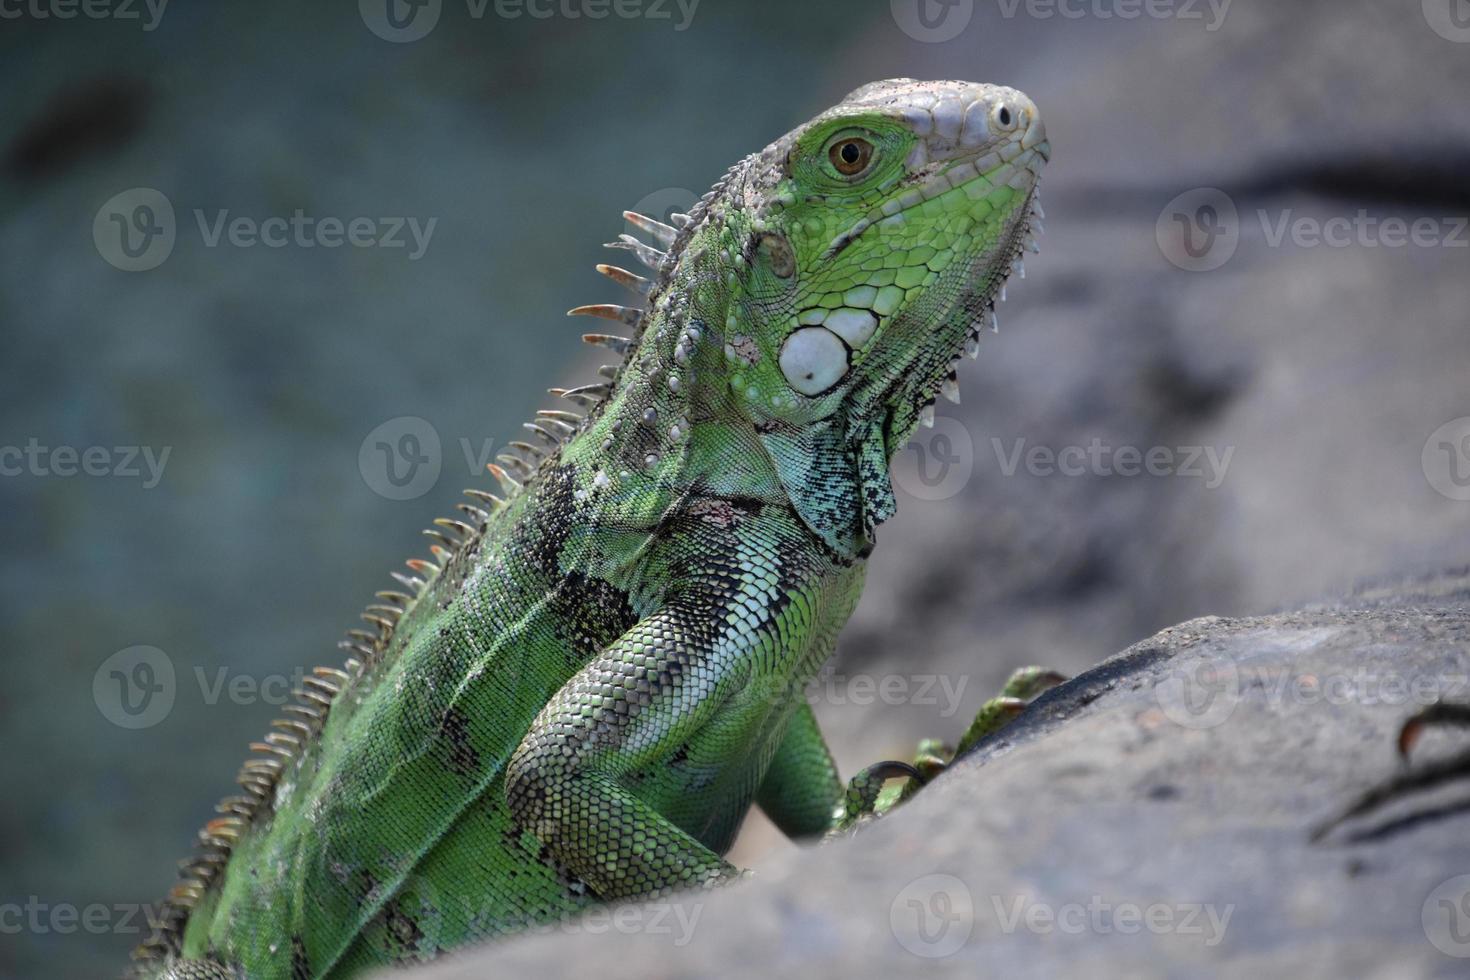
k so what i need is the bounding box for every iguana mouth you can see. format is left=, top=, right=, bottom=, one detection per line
left=822, top=141, right=1049, bottom=261
left=865, top=178, right=1047, bottom=433
left=818, top=125, right=1047, bottom=433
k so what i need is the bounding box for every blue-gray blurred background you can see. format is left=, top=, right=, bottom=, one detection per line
left=3, top=1, right=1469, bottom=975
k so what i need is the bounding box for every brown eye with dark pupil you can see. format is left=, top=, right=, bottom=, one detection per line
left=829, top=138, right=873, bottom=176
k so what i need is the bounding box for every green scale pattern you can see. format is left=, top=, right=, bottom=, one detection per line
left=136, top=77, right=1050, bottom=979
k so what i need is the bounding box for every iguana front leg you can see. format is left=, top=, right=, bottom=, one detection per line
left=826, top=665, right=1067, bottom=833
left=504, top=506, right=859, bottom=900
left=754, top=701, right=845, bottom=839
left=954, top=664, right=1068, bottom=757
left=754, top=668, right=1066, bottom=842
left=505, top=599, right=746, bottom=898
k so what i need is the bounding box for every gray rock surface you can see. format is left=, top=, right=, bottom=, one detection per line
left=405, top=569, right=1470, bottom=979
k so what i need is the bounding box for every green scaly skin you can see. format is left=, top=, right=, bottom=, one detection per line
left=133, top=78, right=1051, bottom=979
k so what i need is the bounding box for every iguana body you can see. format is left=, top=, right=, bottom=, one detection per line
left=135, top=78, right=1050, bottom=979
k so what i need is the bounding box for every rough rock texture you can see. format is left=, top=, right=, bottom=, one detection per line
left=404, top=569, right=1470, bottom=980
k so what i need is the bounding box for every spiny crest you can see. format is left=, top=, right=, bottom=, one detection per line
left=132, top=175, right=740, bottom=968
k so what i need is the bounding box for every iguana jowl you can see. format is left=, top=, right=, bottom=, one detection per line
left=135, top=78, right=1051, bottom=978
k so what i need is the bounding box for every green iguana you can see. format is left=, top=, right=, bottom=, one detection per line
left=133, top=78, right=1052, bottom=979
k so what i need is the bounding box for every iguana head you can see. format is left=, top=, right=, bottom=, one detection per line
left=573, top=79, right=1048, bottom=557
left=732, top=78, right=1048, bottom=438
left=725, top=78, right=1049, bottom=553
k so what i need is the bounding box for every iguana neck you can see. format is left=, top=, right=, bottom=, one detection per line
left=564, top=201, right=795, bottom=515
left=572, top=206, right=888, bottom=563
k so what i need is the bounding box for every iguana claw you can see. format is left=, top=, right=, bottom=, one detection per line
left=828, top=665, right=1067, bottom=836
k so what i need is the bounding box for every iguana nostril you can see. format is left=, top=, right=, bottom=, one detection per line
left=991, top=101, right=1022, bottom=133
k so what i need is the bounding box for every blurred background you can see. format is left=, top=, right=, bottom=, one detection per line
left=2, top=0, right=1468, bottom=974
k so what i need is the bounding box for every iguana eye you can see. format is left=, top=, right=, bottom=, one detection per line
left=828, top=137, right=875, bottom=177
